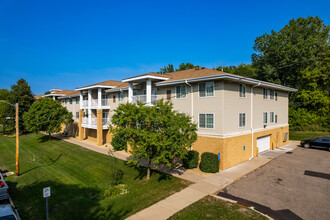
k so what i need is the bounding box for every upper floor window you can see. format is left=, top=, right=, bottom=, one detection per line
left=239, top=84, right=246, bottom=98
left=239, top=113, right=246, bottom=127
left=83, top=96, right=88, bottom=100
left=270, top=112, right=275, bottom=123
left=76, top=112, right=79, bottom=119
left=263, top=88, right=268, bottom=99
left=69, top=99, right=72, bottom=104
left=102, top=94, right=108, bottom=100
left=176, top=85, right=186, bottom=98
left=64, top=99, right=67, bottom=104
left=76, top=97, right=80, bottom=104
left=133, top=89, right=138, bottom=96
left=118, top=92, right=124, bottom=102
left=113, top=95, right=116, bottom=103
left=102, top=111, right=108, bottom=119
left=270, top=90, right=275, bottom=100
left=199, top=82, right=214, bottom=97
left=275, top=92, right=278, bottom=101
left=199, top=113, right=214, bottom=129
left=263, top=112, right=268, bottom=124
left=166, top=90, right=171, bottom=100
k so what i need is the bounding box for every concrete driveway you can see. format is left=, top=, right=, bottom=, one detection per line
left=218, top=146, right=330, bottom=220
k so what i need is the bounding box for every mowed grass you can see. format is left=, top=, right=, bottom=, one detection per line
left=0, top=133, right=190, bottom=220
left=289, top=130, right=330, bottom=141
left=169, top=196, right=267, bottom=220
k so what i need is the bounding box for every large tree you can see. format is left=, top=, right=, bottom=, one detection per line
left=215, top=64, right=256, bottom=78
left=158, top=63, right=199, bottom=74
left=8, top=79, right=35, bottom=131
left=23, top=98, right=73, bottom=139
left=111, top=100, right=197, bottom=180
left=0, top=89, right=14, bottom=134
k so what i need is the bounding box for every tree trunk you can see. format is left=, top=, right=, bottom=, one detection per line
left=2, top=123, right=5, bottom=134
left=147, top=160, right=151, bottom=180
left=49, top=133, right=52, bottom=140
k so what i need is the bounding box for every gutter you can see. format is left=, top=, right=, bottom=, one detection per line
left=249, top=82, right=261, bottom=160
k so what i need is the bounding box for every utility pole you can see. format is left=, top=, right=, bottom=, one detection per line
left=15, top=103, right=19, bottom=176
left=0, top=100, right=19, bottom=176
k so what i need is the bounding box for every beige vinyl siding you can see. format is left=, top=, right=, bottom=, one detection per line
left=61, top=97, right=80, bottom=122
left=222, top=81, right=251, bottom=135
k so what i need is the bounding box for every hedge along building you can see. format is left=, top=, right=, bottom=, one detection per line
left=57, top=67, right=296, bottom=171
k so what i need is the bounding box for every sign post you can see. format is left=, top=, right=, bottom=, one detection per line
left=43, top=187, right=51, bottom=220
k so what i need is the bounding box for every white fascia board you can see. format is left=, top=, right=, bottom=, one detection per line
left=75, top=85, right=116, bottom=91
left=105, top=87, right=128, bottom=93
left=155, top=73, right=297, bottom=92
left=43, top=94, right=65, bottom=97
left=122, top=75, right=169, bottom=83
left=57, top=94, right=80, bottom=99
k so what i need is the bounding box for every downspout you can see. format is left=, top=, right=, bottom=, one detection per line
left=185, top=80, right=194, bottom=150
left=249, top=82, right=261, bottom=160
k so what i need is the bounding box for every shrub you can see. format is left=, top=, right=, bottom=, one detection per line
left=183, top=150, right=199, bottom=169
left=111, top=132, right=127, bottom=151
left=200, top=152, right=219, bottom=173
left=103, top=184, right=129, bottom=198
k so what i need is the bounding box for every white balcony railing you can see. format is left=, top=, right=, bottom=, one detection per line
left=102, top=118, right=109, bottom=125
left=82, top=117, right=88, bottom=124
left=101, top=99, right=109, bottom=106
left=132, top=95, right=158, bottom=104
left=91, top=99, right=98, bottom=107
left=91, top=118, right=97, bottom=125
left=82, top=100, right=88, bottom=107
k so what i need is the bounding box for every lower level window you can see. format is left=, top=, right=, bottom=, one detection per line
left=239, top=113, right=246, bottom=127
left=199, top=114, right=214, bottom=129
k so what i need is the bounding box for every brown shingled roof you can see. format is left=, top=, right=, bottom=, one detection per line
left=34, top=95, right=43, bottom=99
left=163, top=67, right=225, bottom=82
left=76, top=80, right=122, bottom=89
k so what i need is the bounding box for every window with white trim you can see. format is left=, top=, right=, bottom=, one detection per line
left=263, top=88, right=268, bottom=99
left=263, top=112, right=268, bottom=124
left=69, top=99, right=72, bottom=104
left=239, top=113, right=246, bottom=127
left=270, top=112, right=275, bottom=123
left=199, top=114, right=214, bottom=129
left=239, top=84, right=246, bottom=98
left=76, top=112, right=79, bottom=119
left=76, top=97, right=80, bottom=104
left=270, top=90, right=275, bottom=100
left=118, top=92, right=124, bottom=102
left=133, top=89, right=138, bottom=96
left=176, top=85, right=186, bottom=98
left=199, top=82, right=214, bottom=97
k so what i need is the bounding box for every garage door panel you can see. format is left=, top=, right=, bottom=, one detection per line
left=257, top=135, right=270, bottom=153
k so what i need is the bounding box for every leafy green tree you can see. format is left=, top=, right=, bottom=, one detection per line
left=23, top=98, right=73, bottom=139
left=0, top=89, right=14, bottom=134
left=158, top=64, right=175, bottom=74
left=176, top=63, right=199, bottom=71
left=252, top=16, right=329, bottom=88
left=111, top=100, right=197, bottom=180
left=8, top=79, right=35, bottom=131
left=215, top=64, right=256, bottom=77
left=44, top=91, right=51, bottom=95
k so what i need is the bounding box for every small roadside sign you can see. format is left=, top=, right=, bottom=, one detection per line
left=43, top=187, right=51, bottom=198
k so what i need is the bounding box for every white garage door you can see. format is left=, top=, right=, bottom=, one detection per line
left=257, top=135, right=270, bottom=153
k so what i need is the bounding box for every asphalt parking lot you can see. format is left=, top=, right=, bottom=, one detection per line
left=218, top=146, right=330, bottom=220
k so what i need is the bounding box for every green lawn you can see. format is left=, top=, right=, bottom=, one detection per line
left=169, top=196, right=267, bottom=220
left=289, top=130, right=330, bottom=141
left=0, top=133, right=190, bottom=220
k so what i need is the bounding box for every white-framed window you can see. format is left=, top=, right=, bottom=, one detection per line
left=76, top=112, right=79, bottom=119
left=176, top=85, right=186, bottom=98
left=270, top=90, right=275, bottom=100
left=133, top=89, right=138, bottom=96
left=199, top=113, right=214, bottom=129
left=263, top=88, right=268, bottom=99
left=263, top=112, right=268, bottom=124
left=69, top=99, right=72, bottom=104
left=118, top=92, right=124, bottom=102
left=64, top=99, right=67, bottom=104
left=102, top=94, right=107, bottom=99
left=199, top=82, right=214, bottom=97
left=239, top=113, right=246, bottom=127
left=76, top=97, right=80, bottom=104
left=102, top=111, right=108, bottom=119
left=270, top=112, right=275, bottom=123
left=239, top=84, right=246, bottom=98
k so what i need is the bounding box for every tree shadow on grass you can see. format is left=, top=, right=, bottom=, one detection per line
left=7, top=180, right=130, bottom=220
left=129, top=164, right=173, bottom=182
left=20, top=153, right=63, bottom=175
left=38, top=134, right=62, bottom=143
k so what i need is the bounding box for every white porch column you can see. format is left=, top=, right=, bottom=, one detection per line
left=53, top=96, right=55, bottom=100
left=79, top=91, right=83, bottom=109
left=88, top=89, right=92, bottom=125
left=146, top=79, right=151, bottom=104
left=98, top=88, right=102, bottom=109
left=128, top=83, right=133, bottom=103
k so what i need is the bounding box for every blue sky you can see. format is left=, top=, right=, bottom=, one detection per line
left=0, top=0, right=329, bottom=95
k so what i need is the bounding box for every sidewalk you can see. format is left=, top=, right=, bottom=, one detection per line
left=127, top=141, right=298, bottom=220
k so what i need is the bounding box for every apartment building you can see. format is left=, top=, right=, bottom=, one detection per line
left=45, top=67, right=296, bottom=170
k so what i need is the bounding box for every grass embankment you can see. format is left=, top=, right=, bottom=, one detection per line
left=289, top=130, right=330, bottom=141
left=169, top=196, right=267, bottom=220
left=0, top=133, right=190, bottom=220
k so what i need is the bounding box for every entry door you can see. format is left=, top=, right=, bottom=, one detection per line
left=257, top=135, right=270, bottom=153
